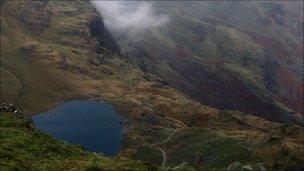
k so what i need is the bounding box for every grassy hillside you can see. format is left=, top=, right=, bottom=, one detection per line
left=117, top=1, right=303, bottom=123
left=1, top=1, right=303, bottom=170
left=0, top=113, right=152, bottom=170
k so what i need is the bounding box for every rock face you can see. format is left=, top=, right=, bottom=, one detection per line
left=19, top=0, right=52, bottom=33
left=261, top=58, right=280, bottom=92
left=89, top=15, right=120, bottom=53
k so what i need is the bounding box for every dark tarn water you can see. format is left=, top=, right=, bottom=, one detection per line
left=32, top=100, right=123, bottom=156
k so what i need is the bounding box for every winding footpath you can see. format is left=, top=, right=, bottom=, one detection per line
left=154, top=118, right=188, bottom=168
left=1, top=65, right=25, bottom=104
left=156, top=147, right=167, bottom=167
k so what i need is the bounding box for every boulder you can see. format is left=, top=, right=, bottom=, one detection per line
left=227, top=161, right=241, bottom=170
left=255, top=163, right=267, bottom=171
left=242, top=165, right=254, bottom=170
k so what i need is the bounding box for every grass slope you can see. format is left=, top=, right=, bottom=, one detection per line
left=0, top=113, right=152, bottom=171
left=117, top=1, right=303, bottom=123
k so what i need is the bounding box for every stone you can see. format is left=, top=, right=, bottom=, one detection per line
left=242, top=165, right=254, bottom=170
left=14, top=110, right=21, bottom=115
left=227, top=161, right=241, bottom=170
left=255, top=163, right=267, bottom=171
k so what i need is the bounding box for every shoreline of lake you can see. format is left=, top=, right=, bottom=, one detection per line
left=32, top=100, right=124, bottom=156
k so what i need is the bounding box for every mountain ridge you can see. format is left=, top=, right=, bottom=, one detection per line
left=112, top=1, right=303, bottom=124
left=1, top=1, right=303, bottom=170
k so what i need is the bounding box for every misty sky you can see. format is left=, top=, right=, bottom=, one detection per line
left=91, top=1, right=169, bottom=35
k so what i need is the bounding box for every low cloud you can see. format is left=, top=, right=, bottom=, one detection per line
left=91, top=1, right=169, bottom=37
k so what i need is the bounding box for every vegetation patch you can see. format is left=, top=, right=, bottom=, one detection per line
left=0, top=113, right=150, bottom=170
left=165, top=128, right=251, bottom=169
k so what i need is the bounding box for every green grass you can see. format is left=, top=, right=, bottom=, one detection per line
left=0, top=67, right=22, bottom=103
left=134, top=145, right=163, bottom=166
left=0, top=113, right=151, bottom=170
left=165, top=128, right=251, bottom=169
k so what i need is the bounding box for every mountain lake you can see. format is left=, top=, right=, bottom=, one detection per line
left=32, top=100, right=123, bottom=156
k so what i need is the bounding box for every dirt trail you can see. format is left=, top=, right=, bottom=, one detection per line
left=0, top=65, right=25, bottom=104
left=156, top=128, right=181, bottom=167
left=141, top=108, right=188, bottom=167
left=165, top=116, right=188, bottom=129
left=162, top=128, right=180, bottom=145
left=156, top=147, right=167, bottom=167
left=155, top=125, right=185, bottom=167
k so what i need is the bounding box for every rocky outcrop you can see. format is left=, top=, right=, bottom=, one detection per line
left=0, top=101, right=21, bottom=115
left=227, top=161, right=267, bottom=171
left=261, top=57, right=280, bottom=92
left=19, top=0, right=52, bottom=33
left=88, top=15, right=120, bottom=53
